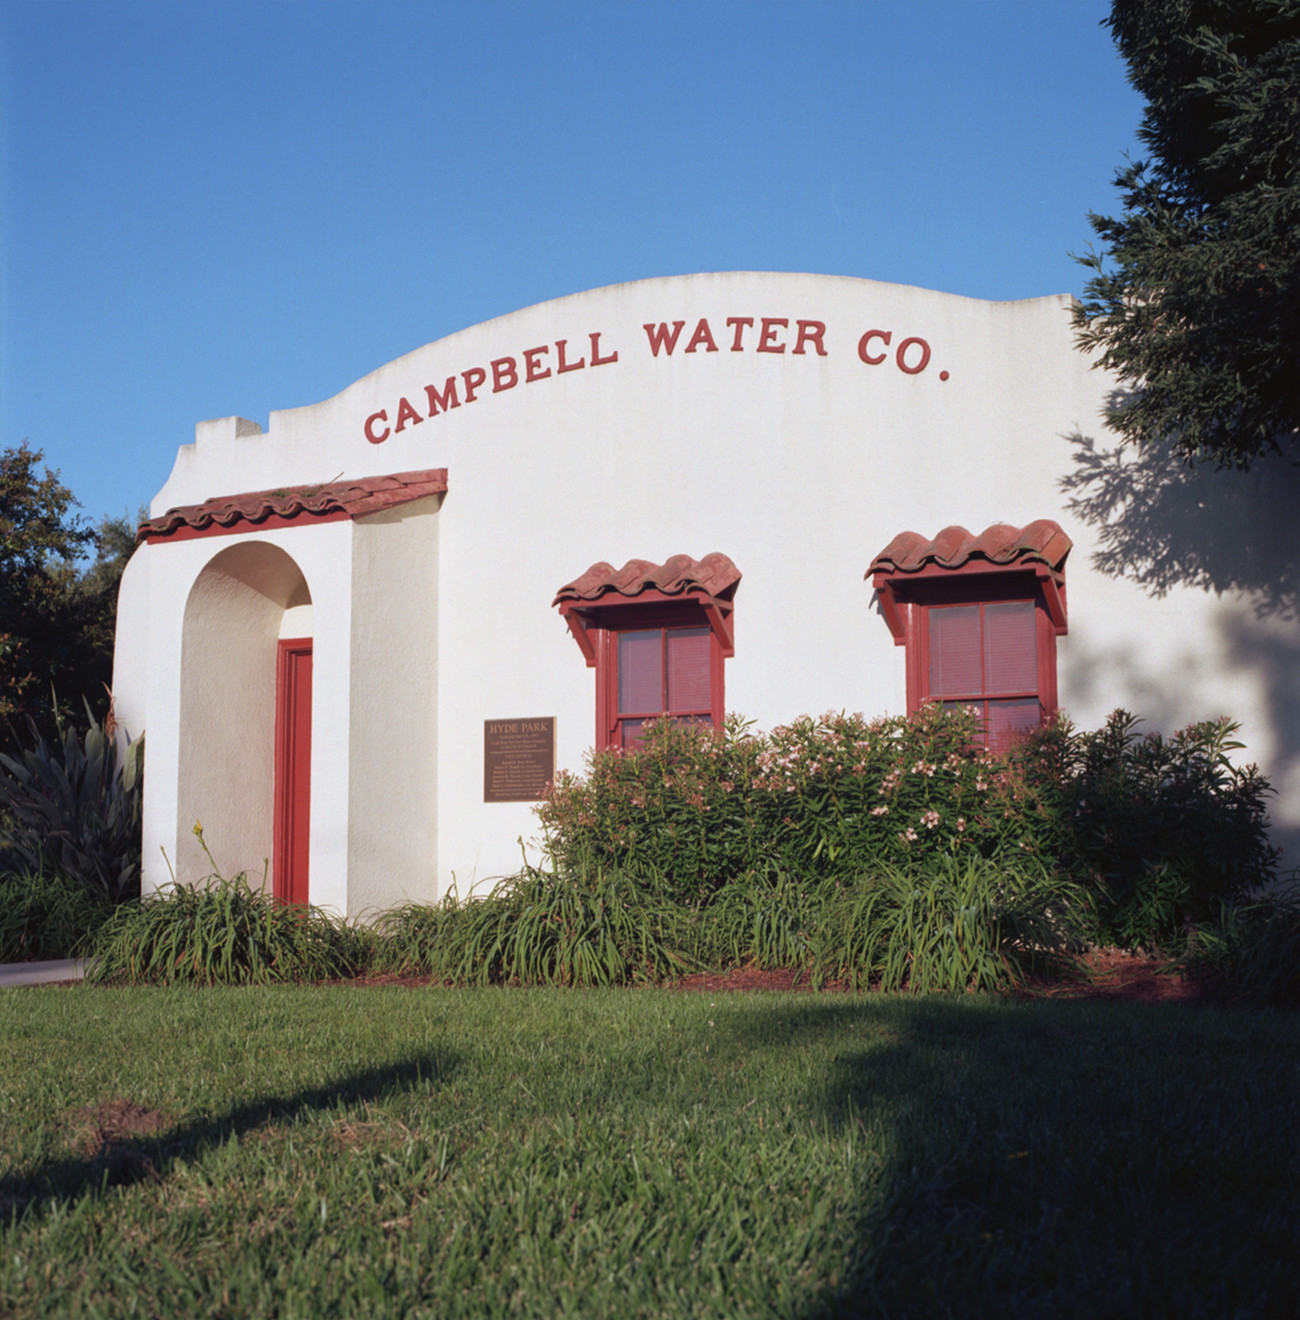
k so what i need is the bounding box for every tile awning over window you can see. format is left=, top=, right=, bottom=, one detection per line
left=553, top=553, right=741, bottom=665
left=868, top=521, right=1071, bottom=640
left=138, top=469, right=449, bottom=544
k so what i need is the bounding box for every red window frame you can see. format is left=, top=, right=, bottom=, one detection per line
left=559, top=595, right=730, bottom=750
left=876, top=567, right=1065, bottom=750
left=597, top=603, right=724, bottom=750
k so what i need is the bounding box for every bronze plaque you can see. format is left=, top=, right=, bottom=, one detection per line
left=484, top=718, right=556, bottom=803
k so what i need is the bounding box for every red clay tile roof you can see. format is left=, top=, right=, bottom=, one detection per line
left=138, top=469, right=448, bottom=543
left=868, top=520, right=1071, bottom=577
left=553, top=553, right=742, bottom=606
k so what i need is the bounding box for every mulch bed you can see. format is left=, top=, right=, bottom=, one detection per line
left=324, top=949, right=1206, bottom=1004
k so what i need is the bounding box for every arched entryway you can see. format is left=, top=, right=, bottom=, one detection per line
left=179, top=542, right=313, bottom=898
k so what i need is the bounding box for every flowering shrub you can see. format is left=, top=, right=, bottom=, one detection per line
left=538, top=706, right=1053, bottom=901
left=539, top=705, right=1277, bottom=952
left=1019, top=711, right=1278, bottom=946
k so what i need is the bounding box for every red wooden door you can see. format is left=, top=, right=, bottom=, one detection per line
left=273, top=639, right=312, bottom=905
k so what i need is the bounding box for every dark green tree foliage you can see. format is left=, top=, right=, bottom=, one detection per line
left=1, top=444, right=94, bottom=733
left=0, top=443, right=138, bottom=745
left=1076, top=0, right=1300, bottom=467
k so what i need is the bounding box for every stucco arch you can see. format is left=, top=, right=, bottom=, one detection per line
left=177, top=541, right=312, bottom=887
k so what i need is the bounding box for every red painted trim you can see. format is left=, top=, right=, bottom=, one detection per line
left=557, top=602, right=599, bottom=667
left=273, top=639, right=312, bottom=906
left=897, top=588, right=1060, bottom=729
left=584, top=609, right=727, bottom=750
left=143, top=509, right=352, bottom=544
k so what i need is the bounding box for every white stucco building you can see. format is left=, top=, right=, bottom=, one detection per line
left=112, top=272, right=1300, bottom=913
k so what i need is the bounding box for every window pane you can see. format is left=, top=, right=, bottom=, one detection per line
left=619, top=718, right=648, bottom=750
left=984, top=601, right=1037, bottom=694
left=929, top=606, right=981, bottom=696
left=618, top=630, right=663, bottom=715
left=986, top=698, right=1040, bottom=752
left=666, top=628, right=711, bottom=713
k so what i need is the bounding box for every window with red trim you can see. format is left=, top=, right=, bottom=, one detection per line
left=869, top=524, right=1070, bottom=752
left=921, top=594, right=1046, bottom=752
left=589, top=602, right=726, bottom=750
left=614, top=624, right=713, bottom=749
left=553, top=555, right=738, bottom=752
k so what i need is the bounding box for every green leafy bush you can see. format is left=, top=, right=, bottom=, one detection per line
left=540, top=706, right=1277, bottom=955
left=539, top=707, right=1052, bottom=900
left=0, top=703, right=143, bottom=905
left=0, top=867, right=113, bottom=961
left=1021, top=711, right=1278, bottom=947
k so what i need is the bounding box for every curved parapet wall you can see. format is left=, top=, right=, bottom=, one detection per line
left=116, top=272, right=1300, bottom=903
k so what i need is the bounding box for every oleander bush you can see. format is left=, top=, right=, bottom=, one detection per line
left=539, top=706, right=1054, bottom=902
left=539, top=704, right=1278, bottom=957
left=1019, top=711, right=1279, bottom=947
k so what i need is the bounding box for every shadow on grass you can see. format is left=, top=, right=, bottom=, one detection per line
left=0, top=1049, right=460, bottom=1223
left=717, top=996, right=1300, bottom=1320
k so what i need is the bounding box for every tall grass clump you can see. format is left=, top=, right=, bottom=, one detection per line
left=811, top=856, right=1081, bottom=993
left=89, top=875, right=366, bottom=986
left=690, top=865, right=826, bottom=972
left=0, top=867, right=112, bottom=961
left=1177, top=884, right=1300, bottom=1007
left=372, top=866, right=689, bottom=987
left=88, top=827, right=365, bottom=986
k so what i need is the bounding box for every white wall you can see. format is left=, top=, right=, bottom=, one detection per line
left=119, top=273, right=1300, bottom=899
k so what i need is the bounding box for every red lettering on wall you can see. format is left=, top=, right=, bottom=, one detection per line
left=757, top=318, right=788, bottom=353
left=364, top=410, right=390, bottom=444
left=462, top=366, right=487, bottom=402
left=523, top=346, right=551, bottom=382
left=793, top=320, right=827, bottom=356
left=589, top=332, right=618, bottom=366
left=492, top=357, right=519, bottom=392
left=858, top=329, right=892, bottom=365
left=895, top=337, right=931, bottom=374
left=425, top=378, right=460, bottom=415
left=643, top=322, right=686, bottom=356
left=726, top=317, right=754, bottom=351
left=684, top=319, right=719, bottom=353
left=555, top=338, right=585, bottom=373
left=393, top=397, right=423, bottom=433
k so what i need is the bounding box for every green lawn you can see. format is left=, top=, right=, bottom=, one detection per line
left=2, top=985, right=1298, bottom=1318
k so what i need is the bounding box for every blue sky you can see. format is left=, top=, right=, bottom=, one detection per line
left=2, top=0, right=1143, bottom=532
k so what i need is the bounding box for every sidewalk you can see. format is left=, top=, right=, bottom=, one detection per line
left=0, top=959, right=87, bottom=987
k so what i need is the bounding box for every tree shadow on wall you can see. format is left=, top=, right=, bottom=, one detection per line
left=1059, top=426, right=1300, bottom=864
left=1059, top=428, right=1300, bottom=620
